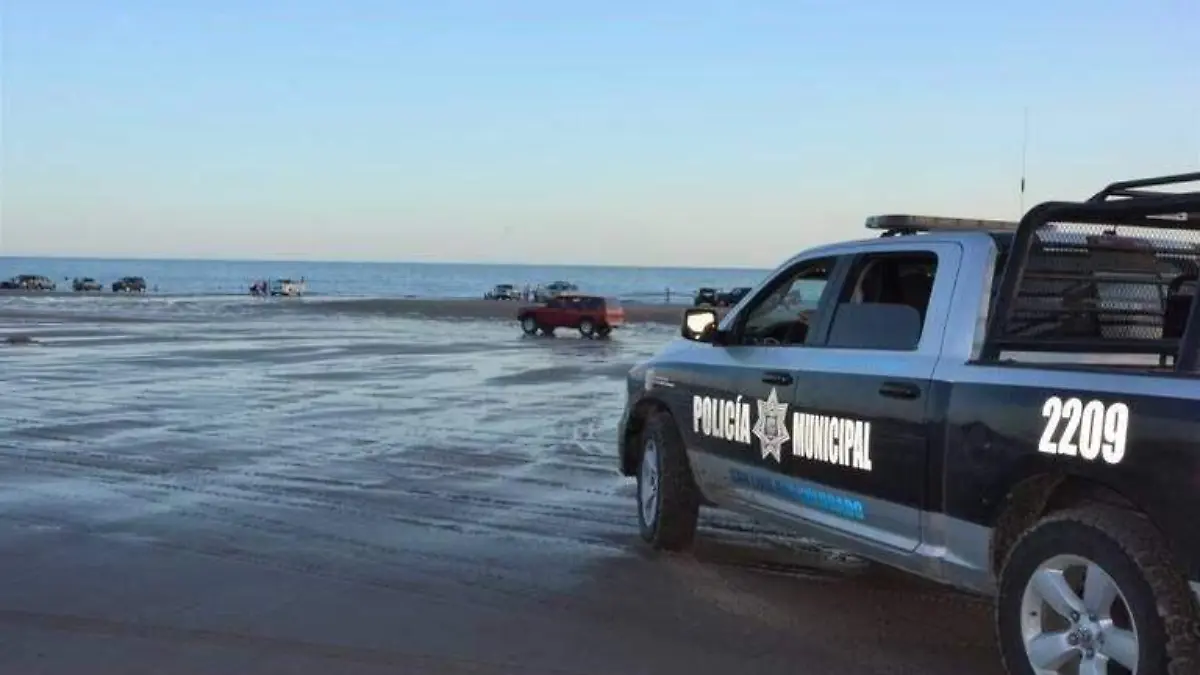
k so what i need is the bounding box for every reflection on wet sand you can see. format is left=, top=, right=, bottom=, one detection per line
left=0, top=296, right=1001, bottom=675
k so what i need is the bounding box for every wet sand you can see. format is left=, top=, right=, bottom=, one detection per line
left=0, top=296, right=1002, bottom=675
left=293, top=297, right=723, bottom=326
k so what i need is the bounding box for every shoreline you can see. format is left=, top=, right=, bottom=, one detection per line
left=0, top=291, right=732, bottom=327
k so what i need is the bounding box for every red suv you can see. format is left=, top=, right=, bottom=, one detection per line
left=517, top=294, right=625, bottom=338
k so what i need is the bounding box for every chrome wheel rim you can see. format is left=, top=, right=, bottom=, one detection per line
left=580, top=320, right=593, bottom=333
left=522, top=317, right=536, bottom=332
left=638, top=439, right=659, bottom=526
left=1019, top=553, right=1140, bottom=674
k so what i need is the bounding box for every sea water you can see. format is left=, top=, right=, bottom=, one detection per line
left=0, top=256, right=769, bottom=302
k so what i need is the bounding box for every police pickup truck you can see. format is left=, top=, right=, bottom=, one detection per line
left=617, top=172, right=1200, bottom=675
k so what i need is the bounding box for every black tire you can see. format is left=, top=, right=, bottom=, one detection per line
left=520, top=316, right=538, bottom=335
left=996, top=505, right=1200, bottom=675
left=597, top=325, right=612, bottom=339
left=578, top=319, right=596, bottom=338
left=636, top=411, right=700, bottom=551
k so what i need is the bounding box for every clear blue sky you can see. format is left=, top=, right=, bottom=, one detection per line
left=2, top=0, right=1197, bottom=267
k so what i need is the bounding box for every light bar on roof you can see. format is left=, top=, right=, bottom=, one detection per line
left=865, top=214, right=1020, bottom=232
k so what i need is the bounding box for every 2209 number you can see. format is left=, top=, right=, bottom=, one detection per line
left=1038, top=396, right=1129, bottom=464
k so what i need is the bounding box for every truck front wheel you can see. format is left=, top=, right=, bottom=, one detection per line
left=636, top=411, right=699, bottom=551
left=996, top=505, right=1200, bottom=675
left=520, top=316, right=538, bottom=335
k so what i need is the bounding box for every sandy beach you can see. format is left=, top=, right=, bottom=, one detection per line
left=0, top=295, right=1001, bottom=675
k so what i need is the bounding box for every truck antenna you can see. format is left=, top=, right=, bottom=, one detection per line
left=1019, top=106, right=1029, bottom=216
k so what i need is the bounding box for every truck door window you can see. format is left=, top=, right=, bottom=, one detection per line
left=827, top=251, right=939, bottom=351
left=737, top=257, right=836, bottom=346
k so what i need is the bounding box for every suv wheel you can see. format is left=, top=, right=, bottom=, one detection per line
left=996, top=505, right=1200, bottom=675
left=636, top=411, right=699, bottom=551
left=520, top=316, right=538, bottom=335
left=578, top=319, right=596, bottom=338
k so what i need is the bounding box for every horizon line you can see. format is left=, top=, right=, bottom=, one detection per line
left=0, top=253, right=772, bottom=272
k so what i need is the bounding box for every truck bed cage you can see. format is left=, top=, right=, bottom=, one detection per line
left=866, top=214, right=1020, bottom=238
left=1087, top=170, right=1200, bottom=204
left=982, top=171, right=1200, bottom=371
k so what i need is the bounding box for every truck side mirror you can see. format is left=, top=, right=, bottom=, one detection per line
left=681, top=308, right=719, bottom=342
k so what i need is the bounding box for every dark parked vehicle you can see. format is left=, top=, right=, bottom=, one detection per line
left=693, top=287, right=719, bottom=306
left=485, top=283, right=518, bottom=300
left=72, top=277, right=102, bottom=292
left=617, top=172, right=1200, bottom=675
left=718, top=286, right=752, bottom=306
left=694, top=286, right=752, bottom=307
left=111, top=276, right=147, bottom=293
left=0, top=274, right=56, bottom=291
left=517, top=294, right=625, bottom=338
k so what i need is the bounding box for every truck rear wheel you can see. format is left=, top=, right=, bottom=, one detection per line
left=996, top=505, right=1200, bottom=675
left=636, top=411, right=699, bottom=551
left=579, top=319, right=596, bottom=338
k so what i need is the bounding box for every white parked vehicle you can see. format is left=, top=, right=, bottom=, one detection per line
left=269, top=278, right=307, bottom=297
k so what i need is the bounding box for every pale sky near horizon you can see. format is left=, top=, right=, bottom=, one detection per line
left=2, top=1, right=1198, bottom=267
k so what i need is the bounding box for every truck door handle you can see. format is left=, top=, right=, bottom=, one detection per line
left=878, top=381, right=921, bottom=400
left=762, top=371, right=793, bottom=386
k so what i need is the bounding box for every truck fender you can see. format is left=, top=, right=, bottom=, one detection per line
left=986, top=457, right=1150, bottom=576
left=621, top=395, right=677, bottom=476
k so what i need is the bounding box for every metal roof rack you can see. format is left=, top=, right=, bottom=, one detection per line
left=982, top=171, right=1200, bottom=369
left=865, top=214, right=1020, bottom=238
left=1087, top=171, right=1200, bottom=204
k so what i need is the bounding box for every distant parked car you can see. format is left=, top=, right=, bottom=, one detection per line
left=693, top=287, right=719, bottom=306
left=269, top=278, right=306, bottom=297
left=1, top=274, right=56, bottom=291
left=517, top=294, right=624, bottom=338
left=485, top=283, right=518, bottom=300
left=533, top=281, right=578, bottom=302
left=693, top=286, right=751, bottom=307
left=718, top=286, right=752, bottom=307
left=111, top=276, right=147, bottom=293
left=72, top=277, right=102, bottom=292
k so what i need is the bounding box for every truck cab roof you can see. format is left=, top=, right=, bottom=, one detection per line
left=795, top=214, right=1017, bottom=257
left=770, top=216, right=1013, bottom=275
